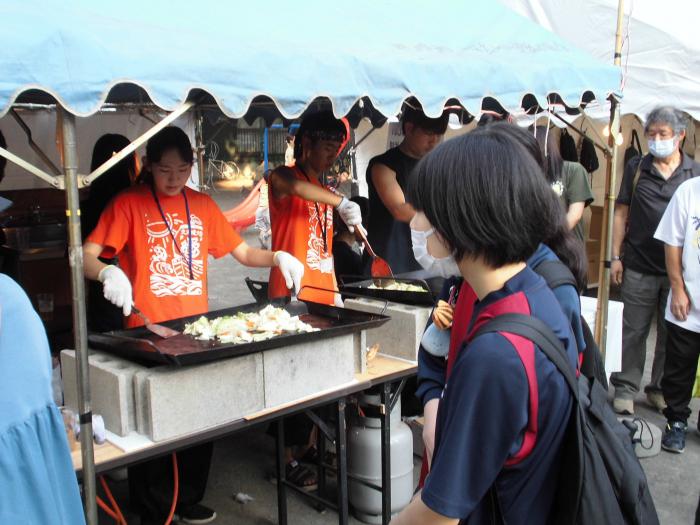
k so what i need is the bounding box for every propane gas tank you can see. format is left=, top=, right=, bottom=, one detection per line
left=348, top=393, right=414, bottom=524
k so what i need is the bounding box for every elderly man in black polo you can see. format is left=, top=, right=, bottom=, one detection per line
left=610, top=106, right=700, bottom=415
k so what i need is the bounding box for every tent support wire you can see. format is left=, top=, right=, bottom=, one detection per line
left=0, top=145, right=61, bottom=187
left=59, top=108, right=98, bottom=525
left=10, top=109, right=62, bottom=175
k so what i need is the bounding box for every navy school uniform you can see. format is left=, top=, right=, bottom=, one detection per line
left=421, top=267, right=578, bottom=524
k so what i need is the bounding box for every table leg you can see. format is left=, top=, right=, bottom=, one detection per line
left=336, top=399, right=349, bottom=525
left=380, top=382, right=392, bottom=525
left=276, top=418, right=288, bottom=525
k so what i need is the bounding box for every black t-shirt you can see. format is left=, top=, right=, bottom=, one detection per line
left=616, top=153, right=700, bottom=275
left=366, top=146, right=422, bottom=274
left=333, top=240, right=364, bottom=280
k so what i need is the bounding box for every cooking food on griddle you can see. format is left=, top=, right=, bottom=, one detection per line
left=183, top=305, right=318, bottom=343
left=368, top=281, right=428, bottom=292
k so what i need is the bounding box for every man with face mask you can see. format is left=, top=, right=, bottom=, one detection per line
left=610, top=106, right=700, bottom=416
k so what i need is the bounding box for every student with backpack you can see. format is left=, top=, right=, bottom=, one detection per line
left=415, top=123, right=595, bottom=482
left=391, top=125, right=579, bottom=524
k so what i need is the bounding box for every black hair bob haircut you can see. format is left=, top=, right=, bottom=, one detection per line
left=138, top=126, right=194, bottom=184
left=293, top=111, right=347, bottom=161
left=407, top=125, right=566, bottom=269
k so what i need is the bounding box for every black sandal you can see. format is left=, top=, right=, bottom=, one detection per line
left=298, top=446, right=337, bottom=468
left=285, top=460, right=318, bottom=492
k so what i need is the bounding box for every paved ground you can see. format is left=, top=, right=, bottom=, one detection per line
left=99, top=187, right=699, bottom=524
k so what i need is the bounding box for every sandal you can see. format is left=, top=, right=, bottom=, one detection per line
left=298, top=446, right=337, bottom=468
left=285, top=460, right=318, bottom=492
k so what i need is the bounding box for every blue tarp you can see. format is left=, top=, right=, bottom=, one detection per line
left=0, top=0, right=620, bottom=118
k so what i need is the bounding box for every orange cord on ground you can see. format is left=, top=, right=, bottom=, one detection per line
left=100, top=475, right=127, bottom=525
left=95, top=452, right=179, bottom=525
left=164, top=452, right=179, bottom=525
left=96, top=495, right=121, bottom=523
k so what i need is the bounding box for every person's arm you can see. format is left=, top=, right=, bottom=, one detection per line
left=231, top=242, right=304, bottom=293
left=83, top=241, right=108, bottom=280
left=563, top=162, right=594, bottom=230
left=83, top=241, right=132, bottom=315
left=611, top=204, right=628, bottom=285
left=371, top=163, right=415, bottom=223
left=231, top=241, right=275, bottom=267
left=390, top=496, right=459, bottom=525
left=270, top=166, right=342, bottom=206
left=565, top=201, right=586, bottom=230
left=665, top=245, right=690, bottom=321
left=422, top=398, right=440, bottom=469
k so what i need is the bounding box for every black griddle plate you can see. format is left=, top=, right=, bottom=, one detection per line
left=88, top=300, right=389, bottom=367
left=339, top=276, right=436, bottom=306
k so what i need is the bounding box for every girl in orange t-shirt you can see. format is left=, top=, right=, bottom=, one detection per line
left=81, top=126, right=304, bottom=525
left=268, top=111, right=363, bottom=305
left=83, top=126, right=304, bottom=327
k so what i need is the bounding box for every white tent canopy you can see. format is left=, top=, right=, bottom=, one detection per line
left=500, top=0, right=700, bottom=121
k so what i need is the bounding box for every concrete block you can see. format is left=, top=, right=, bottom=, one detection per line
left=262, top=333, right=356, bottom=408
left=144, top=352, right=264, bottom=442
left=61, top=349, right=146, bottom=436
left=344, top=299, right=432, bottom=362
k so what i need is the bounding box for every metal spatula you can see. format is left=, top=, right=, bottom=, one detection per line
left=132, top=306, right=180, bottom=338
left=285, top=289, right=309, bottom=316
left=356, top=228, right=394, bottom=278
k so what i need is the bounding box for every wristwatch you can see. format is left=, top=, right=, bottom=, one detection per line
left=612, top=255, right=621, bottom=261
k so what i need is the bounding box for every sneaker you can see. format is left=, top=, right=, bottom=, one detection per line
left=177, top=504, right=217, bottom=524
left=613, top=398, right=634, bottom=415
left=645, top=391, right=667, bottom=413
left=661, top=421, right=687, bottom=454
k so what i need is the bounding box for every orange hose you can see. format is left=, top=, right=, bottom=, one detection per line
left=97, top=495, right=120, bottom=522
left=163, top=452, right=179, bottom=525
left=99, top=475, right=127, bottom=525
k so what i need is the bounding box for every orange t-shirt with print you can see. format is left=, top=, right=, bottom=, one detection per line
left=268, top=166, right=336, bottom=305
left=87, top=184, right=243, bottom=328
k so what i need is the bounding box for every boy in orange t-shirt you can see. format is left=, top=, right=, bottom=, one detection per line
left=268, top=111, right=363, bottom=305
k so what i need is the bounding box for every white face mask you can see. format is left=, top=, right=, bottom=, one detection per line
left=410, top=228, right=461, bottom=278
left=647, top=137, right=676, bottom=158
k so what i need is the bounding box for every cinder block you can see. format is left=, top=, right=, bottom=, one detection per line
left=262, top=334, right=356, bottom=408
left=344, top=299, right=432, bottom=362
left=144, top=353, right=264, bottom=442
left=60, top=349, right=146, bottom=436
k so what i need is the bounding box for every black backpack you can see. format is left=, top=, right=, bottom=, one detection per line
left=531, top=259, right=608, bottom=389
left=475, top=313, right=659, bottom=525
left=560, top=129, right=579, bottom=162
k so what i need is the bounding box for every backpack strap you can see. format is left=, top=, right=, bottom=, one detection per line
left=630, top=156, right=644, bottom=203
left=474, top=313, right=579, bottom=399
left=531, top=259, right=578, bottom=290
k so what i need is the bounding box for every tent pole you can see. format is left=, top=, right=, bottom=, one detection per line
left=594, top=0, right=625, bottom=353
left=59, top=109, right=98, bottom=525
left=195, top=111, right=207, bottom=192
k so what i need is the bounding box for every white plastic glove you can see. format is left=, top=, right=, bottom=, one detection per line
left=98, top=265, right=133, bottom=316
left=274, top=251, right=304, bottom=294
left=336, top=197, right=362, bottom=233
